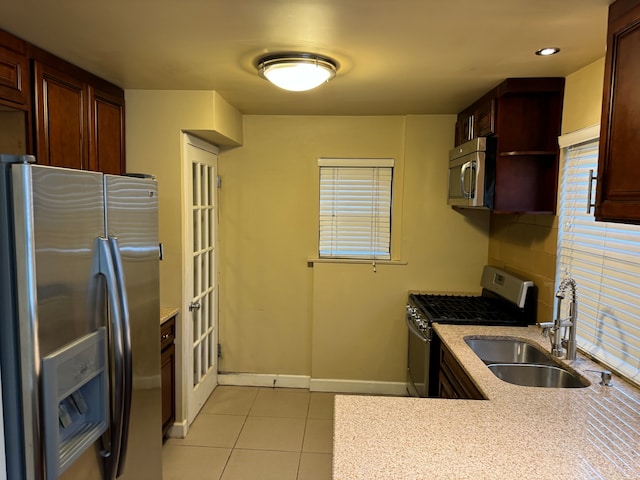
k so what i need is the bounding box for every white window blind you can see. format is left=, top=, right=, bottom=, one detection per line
left=557, top=138, right=640, bottom=386
left=318, top=158, right=394, bottom=259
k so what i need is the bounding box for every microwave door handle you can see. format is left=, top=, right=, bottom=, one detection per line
left=460, top=161, right=471, bottom=199
left=460, top=162, right=468, bottom=198
left=468, top=161, right=477, bottom=199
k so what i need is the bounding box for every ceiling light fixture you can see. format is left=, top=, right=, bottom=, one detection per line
left=257, top=53, right=338, bottom=92
left=535, top=47, right=560, bottom=56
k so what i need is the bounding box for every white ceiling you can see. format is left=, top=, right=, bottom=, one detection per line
left=0, top=0, right=612, bottom=115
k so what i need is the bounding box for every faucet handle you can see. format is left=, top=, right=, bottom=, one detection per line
left=587, top=369, right=613, bottom=386
left=537, top=322, right=553, bottom=337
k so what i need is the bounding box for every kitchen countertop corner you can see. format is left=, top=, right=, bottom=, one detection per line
left=333, top=324, right=640, bottom=479
left=160, top=307, right=179, bottom=325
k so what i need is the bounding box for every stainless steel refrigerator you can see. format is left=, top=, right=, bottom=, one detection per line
left=0, top=155, right=163, bottom=479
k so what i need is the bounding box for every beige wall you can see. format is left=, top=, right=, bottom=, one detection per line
left=561, top=58, right=606, bottom=135
left=218, top=115, right=490, bottom=383
left=488, top=58, right=605, bottom=323
left=124, top=56, right=608, bottom=395
left=125, top=89, right=242, bottom=423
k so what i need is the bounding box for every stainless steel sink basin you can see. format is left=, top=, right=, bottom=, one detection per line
left=487, top=364, right=589, bottom=388
left=464, top=338, right=553, bottom=365
left=464, top=336, right=590, bottom=388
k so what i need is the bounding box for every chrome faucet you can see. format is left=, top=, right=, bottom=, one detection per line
left=537, top=277, right=578, bottom=360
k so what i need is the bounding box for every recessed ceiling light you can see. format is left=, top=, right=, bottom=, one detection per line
left=535, top=47, right=560, bottom=56
left=256, top=53, right=338, bottom=92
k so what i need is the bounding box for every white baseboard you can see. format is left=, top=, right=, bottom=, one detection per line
left=167, top=419, right=188, bottom=439
left=310, top=378, right=408, bottom=396
left=217, top=373, right=407, bottom=396
left=217, top=373, right=311, bottom=389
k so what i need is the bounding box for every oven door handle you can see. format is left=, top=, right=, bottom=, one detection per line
left=405, top=314, right=429, bottom=343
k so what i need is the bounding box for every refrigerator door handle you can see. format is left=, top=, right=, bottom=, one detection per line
left=107, top=236, right=133, bottom=478
left=97, top=237, right=125, bottom=480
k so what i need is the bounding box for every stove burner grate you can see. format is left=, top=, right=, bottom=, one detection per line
left=411, top=294, right=522, bottom=325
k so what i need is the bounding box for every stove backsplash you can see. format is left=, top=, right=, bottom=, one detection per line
left=488, top=213, right=556, bottom=325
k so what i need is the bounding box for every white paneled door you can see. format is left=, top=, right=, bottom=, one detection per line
left=183, top=134, right=219, bottom=425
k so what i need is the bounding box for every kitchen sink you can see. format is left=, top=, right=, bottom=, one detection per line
left=487, top=364, right=589, bottom=388
left=464, top=336, right=590, bottom=388
left=464, top=338, right=554, bottom=365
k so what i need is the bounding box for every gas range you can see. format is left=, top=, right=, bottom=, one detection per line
left=409, top=292, right=533, bottom=327
left=405, top=266, right=537, bottom=397
left=407, top=266, right=537, bottom=334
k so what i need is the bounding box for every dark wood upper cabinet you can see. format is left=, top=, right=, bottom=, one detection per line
left=0, top=29, right=30, bottom=110
left=454, top=78, right=565, bottom=214
left=0, top=30, right=32, bottom=155
left=596, top=0, right=640, bottom=224
left=33, top=60, right=88, bottom=170
left=89, top=86, right=125, bottom=175
left=31, top=46, right=125, bottom=174
left=0, top=29, right=125, bottom=174
left=455, top=94, right=495, bottom=145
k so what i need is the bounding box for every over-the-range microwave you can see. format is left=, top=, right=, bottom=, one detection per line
left=447, top=137, right=496, bottom=209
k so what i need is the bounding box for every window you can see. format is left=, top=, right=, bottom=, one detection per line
left=557, top=131, right=640, bottom=386
left=318, top=158, right=394, bottom=260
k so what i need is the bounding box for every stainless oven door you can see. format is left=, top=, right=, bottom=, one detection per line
left=406, top=313, right=431, bottom=397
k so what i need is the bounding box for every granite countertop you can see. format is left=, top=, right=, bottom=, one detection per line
left=160, top=306, right=179, bottom=325
left=333, top=324, right=640, bottom=479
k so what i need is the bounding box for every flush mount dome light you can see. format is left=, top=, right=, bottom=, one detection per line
left=535, top=47, right=560, bottom=56
left=257, top=53, right=338, bottom=92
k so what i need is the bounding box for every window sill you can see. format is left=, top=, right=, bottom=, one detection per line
left=307, top=258, right=407, bottom=266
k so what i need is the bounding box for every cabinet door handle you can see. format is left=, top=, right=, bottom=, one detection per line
left=586, top=169, right=597, bottom=214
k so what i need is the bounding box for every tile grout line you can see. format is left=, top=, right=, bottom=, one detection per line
left=217, top=387, right=260, bottom=480
left=295, top=391, right=312, bottom=480
left=174, top=387, right=332, bottom=480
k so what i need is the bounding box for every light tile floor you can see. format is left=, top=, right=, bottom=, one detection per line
left=163, top=387, right=334, bottom=480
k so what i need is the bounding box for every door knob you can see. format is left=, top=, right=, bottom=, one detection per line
left=189, top=301, right=201, bottom=311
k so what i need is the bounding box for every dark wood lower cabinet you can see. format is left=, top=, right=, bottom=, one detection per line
left=161, top=316, right=176, bottom=438
left=438, top=342, right=484, bottom=400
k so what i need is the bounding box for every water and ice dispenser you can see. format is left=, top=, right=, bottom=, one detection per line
left=41, top=328, right=108, bottom=479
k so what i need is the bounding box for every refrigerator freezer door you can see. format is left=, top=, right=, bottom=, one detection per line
left=27, top=166, right=106, bottom=354
left=105, top=175, right=162, bottom=479
left=11, top=164, right=107, bottom=479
